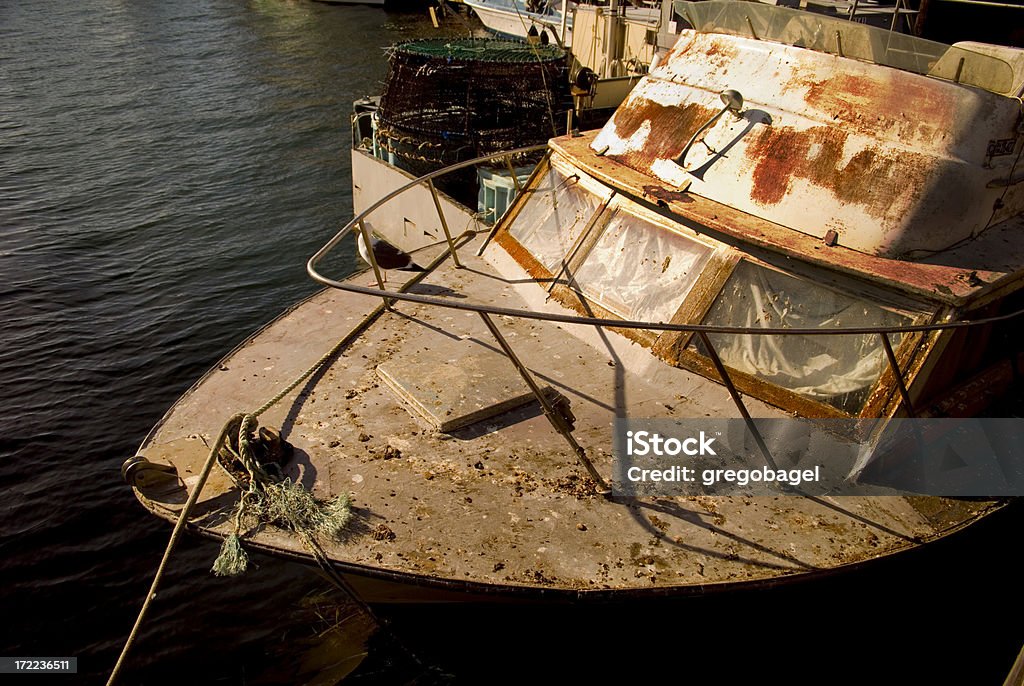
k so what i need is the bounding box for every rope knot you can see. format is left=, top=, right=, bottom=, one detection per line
left=212, top=416, right=352, bottom=577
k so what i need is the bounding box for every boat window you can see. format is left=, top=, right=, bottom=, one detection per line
left=573, top=205, right=713, bottom=323
left=690, top=260, right=914, bottom=414
left=673, top=0, right=1015, bottom=95
left=507, top=165, right=605, bottom=273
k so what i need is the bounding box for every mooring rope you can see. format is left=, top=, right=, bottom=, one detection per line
left=107, top=304, right=392, bottom=685
left=109, top=234, right=472, bottom=685
left=107, top=308, right=386, bottom=684
left=105, top=413, right=244, bottom=686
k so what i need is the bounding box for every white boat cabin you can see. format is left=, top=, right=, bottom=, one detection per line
left=492, top=1, right=1024, bottom=420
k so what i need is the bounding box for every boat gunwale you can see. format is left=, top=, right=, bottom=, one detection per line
left=135, top=484, right=1008, bottom=602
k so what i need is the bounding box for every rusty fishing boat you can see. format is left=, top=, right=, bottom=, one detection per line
left=126, top=1, right=1024, bottom=604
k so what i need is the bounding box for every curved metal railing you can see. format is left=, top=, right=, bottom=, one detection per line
left=308, top=146, right=1023, bottom=338
left=308, top=146, right=1023, bottom=484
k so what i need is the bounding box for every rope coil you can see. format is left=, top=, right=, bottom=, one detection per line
left=109, top=318, right=371, bottom=685
left=210, top=412, right=353, bottom=577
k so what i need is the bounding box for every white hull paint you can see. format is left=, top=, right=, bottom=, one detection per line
left=463, top=0, right=572, bottom=46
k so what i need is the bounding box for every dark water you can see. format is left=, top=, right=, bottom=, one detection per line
left=2, top=1, right=1024, bottom=684
left=0, top=1, right=454, bottom=682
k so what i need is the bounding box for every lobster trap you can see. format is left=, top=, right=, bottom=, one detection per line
left=377, top=38, right=571, bottom=204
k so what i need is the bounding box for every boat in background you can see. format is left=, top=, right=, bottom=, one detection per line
left=126, top=0, right=1024, bottom=606
left=349, top=1, right=678, bottom=238
left=461, top=0, right=577, bottom=46
left=565, top=0, right=664, bottom=120
left=461, top=0, right=665, bottom=111
left=350, top=38, right=571, bottom=251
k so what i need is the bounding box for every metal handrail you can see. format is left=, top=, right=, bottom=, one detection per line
left=308, top=145, right=1022, bottom=476
left=307, top=147, right=1024, bottom=340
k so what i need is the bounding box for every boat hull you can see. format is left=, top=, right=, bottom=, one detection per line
left=172, top=498, right=1005, bottom=605
left=130, top=266, right=1006, bottom=605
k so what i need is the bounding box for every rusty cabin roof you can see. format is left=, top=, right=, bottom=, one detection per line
left=588, top=1, right=1024, bottom=261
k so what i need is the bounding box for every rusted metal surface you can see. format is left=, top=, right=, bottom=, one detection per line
left=556, top=133, right=1020, bottom=306
left=590, top=29, right=1024, bottom=257
left=607, top=98, right=718, bottom=170
left=744, top=125, right=933, bottom=219
left=795, top=72, right=956, bottom=145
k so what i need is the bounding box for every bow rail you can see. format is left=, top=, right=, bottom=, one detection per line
left=308, top=146, right=1023, bottom=455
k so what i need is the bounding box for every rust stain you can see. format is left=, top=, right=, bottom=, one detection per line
left=800, top=73, right=954, bottom=142
left=699, top=38, right=738, bottom=70
left=748, top=127, right=810, bottom=206
left=553, top=134, right=997, bottom=303
left=494, top=231, right=552, bottom=281
left=610, top=99, right=717, bottom=169
left=643, top=184, right=694, bottom=205
left=660, top=32, right=698, bottom=63
left=746, top=124, right=931, bottom=217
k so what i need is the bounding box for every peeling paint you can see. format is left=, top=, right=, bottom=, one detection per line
left=643, top=184, right=694, bottom=205
left=588, top=24, right=1024, bottom=256
left=553, top=133, right=1012, bottom=304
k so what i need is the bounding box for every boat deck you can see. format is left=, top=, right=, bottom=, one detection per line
left=136, top=233, right=998, bottom=600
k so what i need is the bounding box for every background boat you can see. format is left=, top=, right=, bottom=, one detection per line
left=462, top=0, right=576, bottom=45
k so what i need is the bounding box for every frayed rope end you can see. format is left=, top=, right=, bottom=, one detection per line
left=316, top=492, right=353, bottom=540
left=211, top=533, right=249, bottom=577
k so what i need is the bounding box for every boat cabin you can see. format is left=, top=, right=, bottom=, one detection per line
left=492, top=0, right=1024, bottom=420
